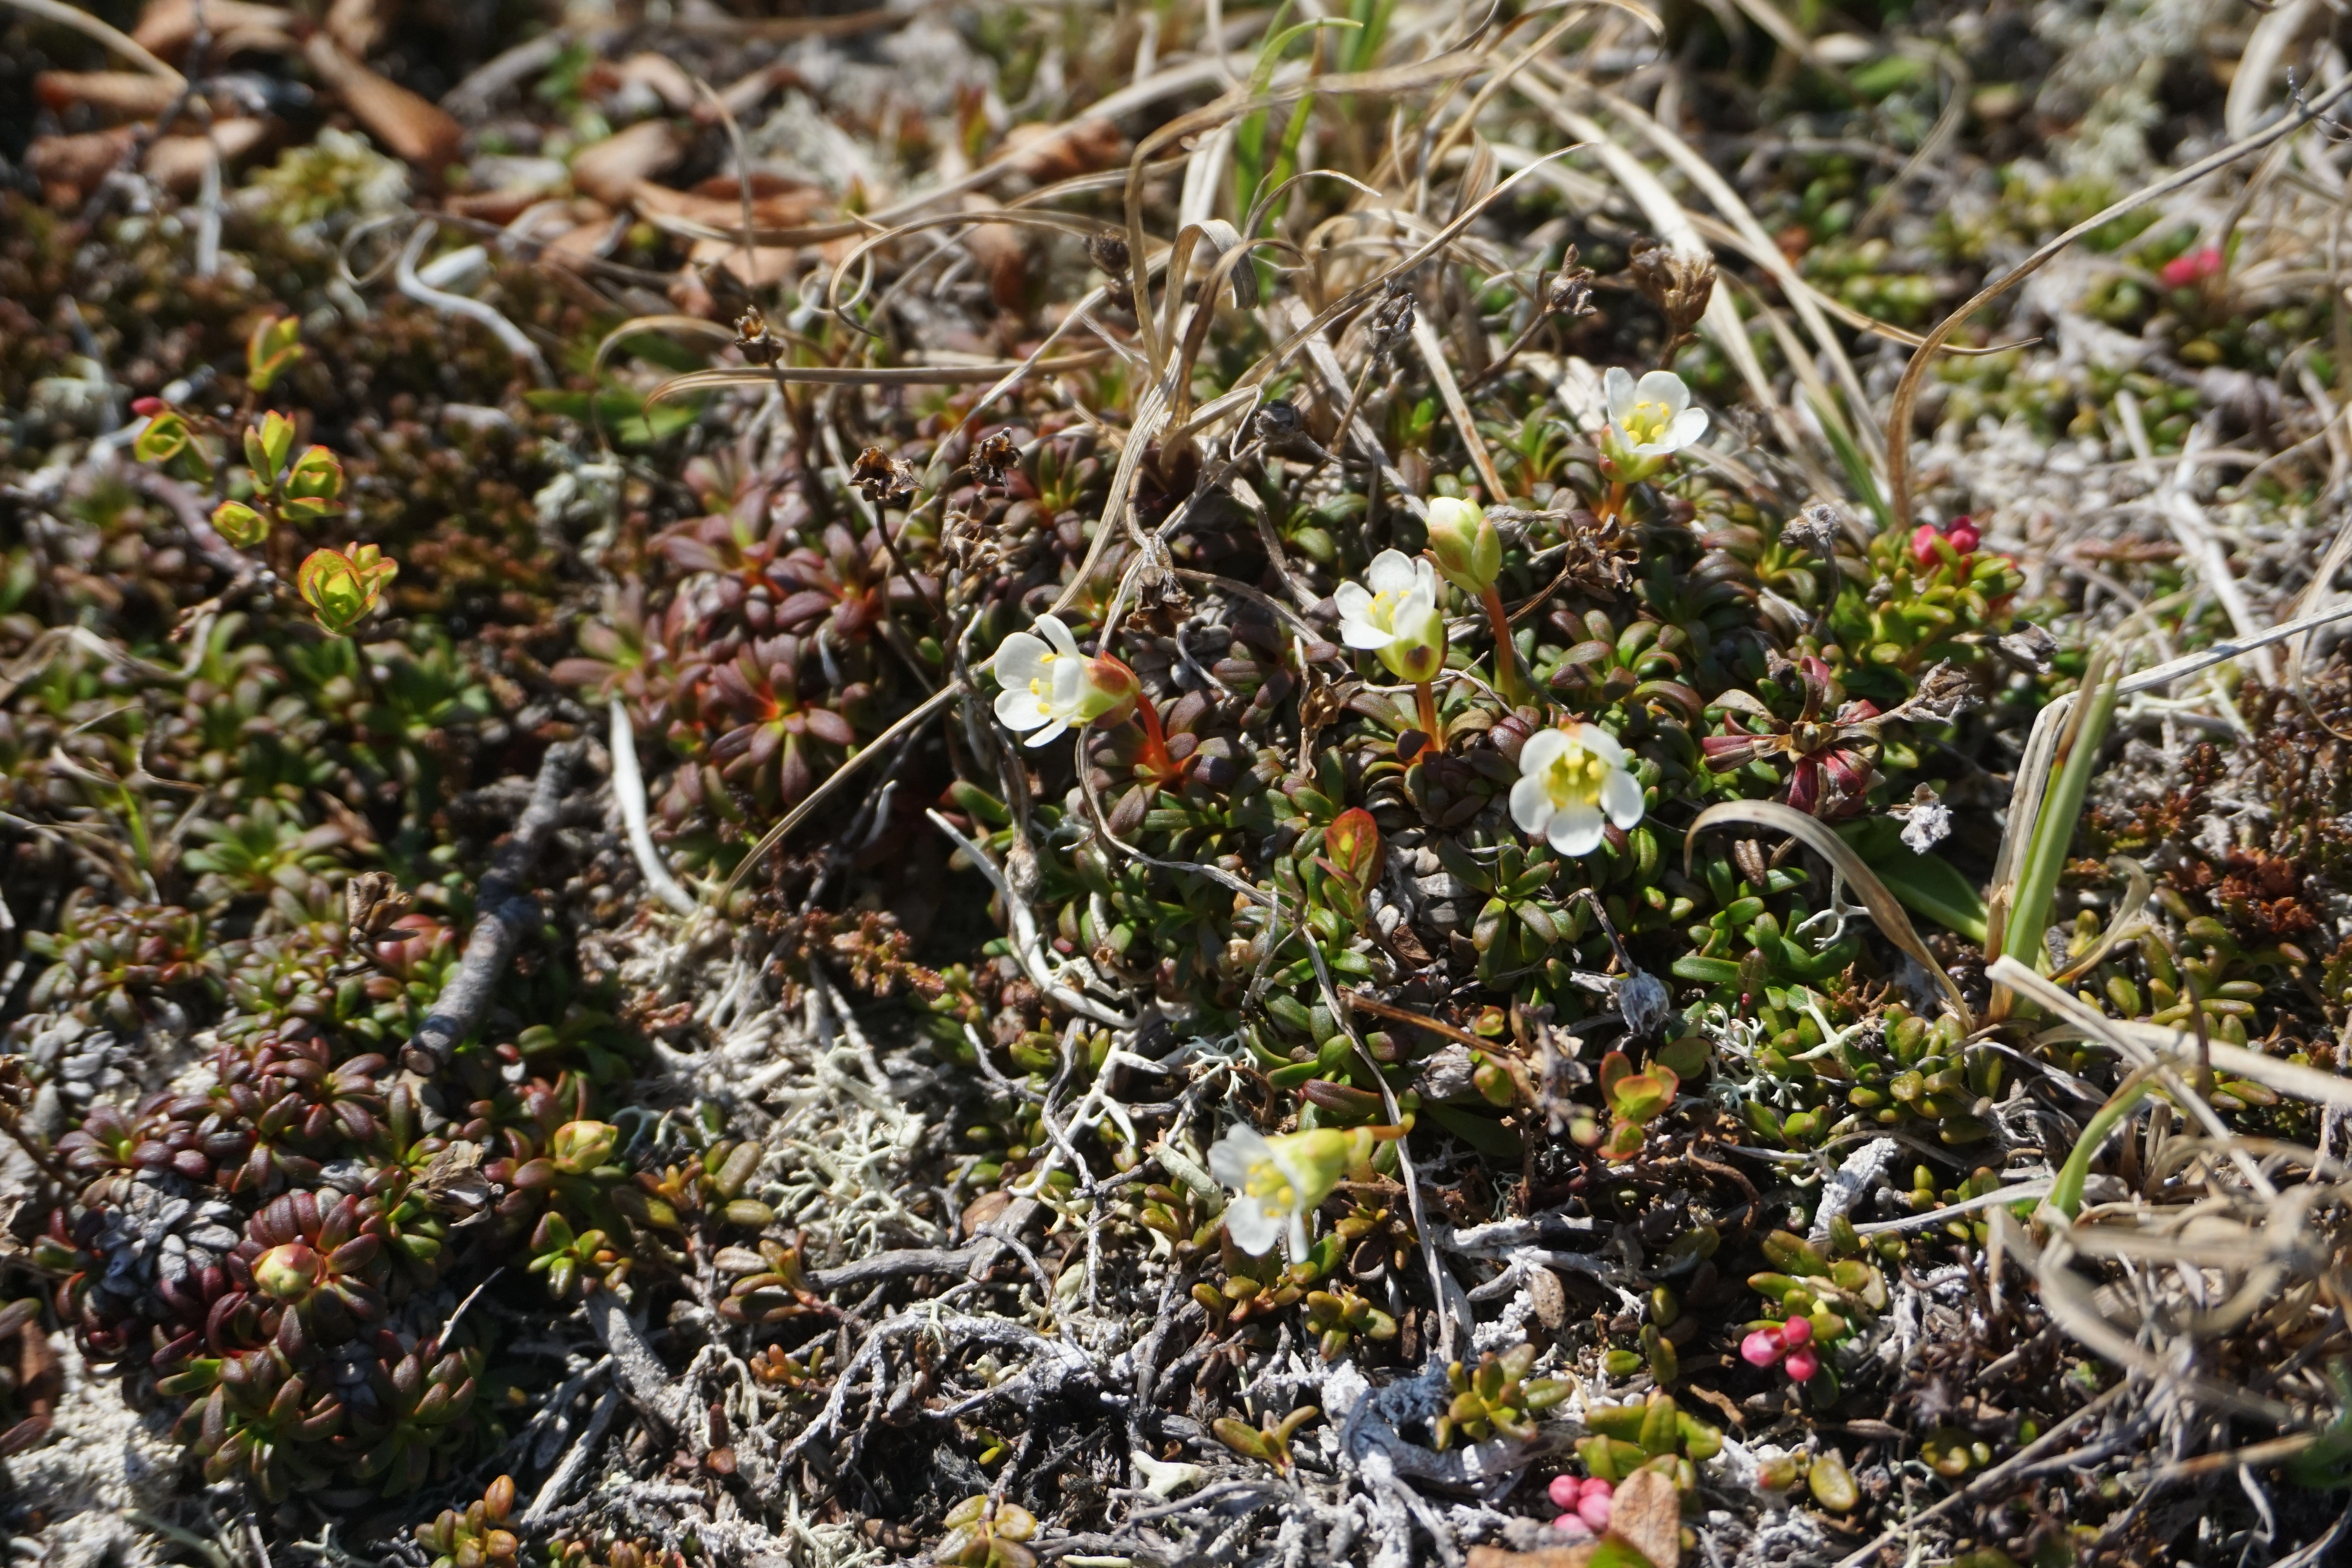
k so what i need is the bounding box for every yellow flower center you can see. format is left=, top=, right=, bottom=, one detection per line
left=1623, top=399, right=1673, bottom=445
left=1029, top=650, right=1059, bottom=698
left=1544, top=746, right=1612, bottom=806
left=1243, top=1157, right=1299, bottom=1211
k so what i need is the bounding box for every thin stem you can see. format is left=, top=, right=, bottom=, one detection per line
left=1414, top=681, right=1442, bottom=744
left=1479, top=583, right=1526, bottom=706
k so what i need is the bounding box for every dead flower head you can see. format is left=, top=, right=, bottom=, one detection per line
left=1544, top=246, right=1596, bottom=319
left=1628, top=238, right=1716, bottom=338
left=734, top=307, right=782, bottom=367
left=971, top=430, right=1021, bottom=490
left=851, top=446, right=917, bottom=506
left=1086, top=230, right=1133, bottom=309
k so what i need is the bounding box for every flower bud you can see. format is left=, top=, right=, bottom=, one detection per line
left=1423, top=497, right=1501, bottom=593
left=254, top=1241, right=324, bottom=1301
left=1783, top=1346, right=1819, bottom=1382
left=550, top=1120, right=619, bottom=1174
left=1740, top=1328, right=1783, bottom=1367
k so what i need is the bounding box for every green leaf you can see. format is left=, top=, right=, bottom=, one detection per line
left=1839, top=818, right=1988, bottom=944
left=1421, top=1102, right=1523, bottom=1156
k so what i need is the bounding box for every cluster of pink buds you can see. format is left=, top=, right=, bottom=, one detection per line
left=1546, top=1473, right=1615, bottom=1535
left=1909, top=514, right=1980, bottom=568
left=1741, top=1316, right=1818, bottom=1381
left=2160, top=246, right=2223, bottom=289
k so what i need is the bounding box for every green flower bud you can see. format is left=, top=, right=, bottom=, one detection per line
left=1423, top=496, right=1501, bottom=593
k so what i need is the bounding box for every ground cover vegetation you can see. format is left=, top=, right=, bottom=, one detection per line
left=5, top=0, right=2352, bottom=1566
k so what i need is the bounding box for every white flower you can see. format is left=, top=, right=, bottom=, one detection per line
left=1600, top=368, right=1708, bottom=483
left=1335, top=548, right=1439, bottom=651
left=1509, top=722, right=1646, bottom=855
left=1334, top=550, right=1447, bottom=682
left=1207, top=1125, right=1352, bottom=1258
left=991, top=614, right=1136, bottom=747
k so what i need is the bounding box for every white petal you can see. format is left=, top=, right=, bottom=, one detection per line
left=1634, top=369, right=1689, bottom=418
left=1603, top=366, right=1635, bottom=423
left=1574, top=723, right=1627, bottom=766
left=1334, top=582, right=1375, bottom=618
left=1208, top=1127, right=1270, bottom=1186
left=1601, top=766, right=1646, bottom=829
left=1366, top=549, right=1416, bottom=595
left=1049, top=657, right=1092, bottom=709
left=1021, top=716, right=1070, bottom=748
left=1410, top=555, right=1440, bottom=598
left=1547, top=800, right=1606, bottom=856
left=1425, top=495, right=1479, bottom=532
left=1342, top=621, right=1395, bottom=650
left=1037, top=614, right=1080, bottom=659
left=995, top=688, right=1049, bottom=731
left=1668, top=406, right=1708, bottom=449
left=996, top=632, right=1051, bottom=688
left=1224, top=1197, right=1283, bottom=1256
left=1508, top=773, right=1555, bottom=836
left=1286, top=1212, right=1312, bottom=1263
left=1516, top=728, right=1569, bottom=773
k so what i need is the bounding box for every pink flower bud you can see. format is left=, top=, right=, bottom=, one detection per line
left=1910, top=523, right=1943, bottom=567
left=1548, top=1475, right=1581, bottom=1509
left=1741, top=1328, right=1784, bottom=1367
left=1779, top=1316, right=1813, bottom=1348
left=2160, top=247, right=2221, bottom=288
left=1784, top=1347, right=1819, bottom=1383
left=1580, top=1477, right=1614, bottom=1500
left=1551, top=1515, right=1593, bottom=1539
left=1577, top=1492, right=1614, bottom=1532
left=1947, top=518, right=1981, bottom=554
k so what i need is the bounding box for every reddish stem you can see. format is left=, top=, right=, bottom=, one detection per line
left=1479, top=583, right=1525, bottom=706
left=1414, top=681, right=1442, bottom=746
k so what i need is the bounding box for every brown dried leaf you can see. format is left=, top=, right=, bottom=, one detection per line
left=25, top=127, right=136, bottom=207
left=34, top=70, right=178, bottom=118
left=133, top=0, right=295, bottom=56
left=143, top=120, right=272, bottom=193
left=302, top=35, right=461, bottom=167
left=325, top=0, right=390, bottom=58
left=568, top=119, right=689, bottom=207
left=1608, top=1468, right=1681, bottom=1568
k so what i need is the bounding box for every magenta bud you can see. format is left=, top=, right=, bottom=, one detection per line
left=1779, top=1316, right=1813, bottom=1348
left=1784, top=1347, right=1819, bottom=1383
left=1741, top=1328, right=1784, bottom=1367
left=1551, top=1515, right=1593, bottom=1539
left=1548, top=1475, right=1581, bottom=1509
left=1580, top=1477, right=1614, bottom=1499
left=1577, top=1492, right=1613, bottom=1532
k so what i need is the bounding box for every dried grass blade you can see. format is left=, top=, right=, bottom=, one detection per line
left=1685, top=799, right=1972, bottom=1028
left=1408, top=312, right=1506, bottom=499
left=646, top=357, right=1111, bottom=408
